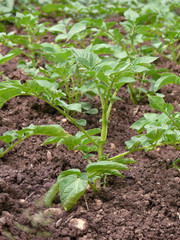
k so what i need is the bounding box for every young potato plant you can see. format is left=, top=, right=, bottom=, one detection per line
left=0, top=49, right=23, bottom=75
left=125, top=74, right=180, bottom=170
left=0, top=0, right=14, bottom=14
left=52, top=9, right=163, bottom=104
left=0, top=48, right=179, bottom=211
left=137, top=2, right=180, bottom=63
left=22, top=44, right=98, bottom=115
left=125, top=95, right=180, bottom=169
left=0, top=47, right=145, bottom=210
left=40, top=0, right=127, bottom=22
left=150, top=15, right=180, bottom=63
left=0, top=12, right=49, bottom=67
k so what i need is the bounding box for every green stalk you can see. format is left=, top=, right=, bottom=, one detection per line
left=103, top=29, right=129, bottom=56
left=98, top=79, right=115, bottom=159
left=64, top=78, right=71, bottom=104
left=173, top=158, right=180, bottom=171
left=106, top=89, right=119, bottom=120
left=107, top=142, right=180, bottom=162
left=88, top=180, right=98, bottom=192
left=34, top=95, right=99, bottom=147
left=130, top=25, right=136, bottom=53
left=163, top=112, right=180, bottom=131
left=27, top=29, right=37, bottom=68
left=103, top=175, right=107, bottom=188
left=0, top=135, right=31, bottom=158
left=128, top=82, right=138, bottom=104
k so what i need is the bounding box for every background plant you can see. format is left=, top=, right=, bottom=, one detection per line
left=0, top=11, right=49, bottom=67
left=50, top=9, right=168, bottom=103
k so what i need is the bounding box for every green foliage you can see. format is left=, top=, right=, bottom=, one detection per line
left=126, top=96, right=180, bottom=152
left=0, top=49, right=22, bottom=65
left=0, top=0, right=14, bottom=13
left=0, top=0, right=180, bottom=211
left=173, top=158, right=180, bottom=172
left=0, top=12, right=49, bottom=67
left=154, top=73, right=180, bottom=92
left=59, top=173, right=88, bottom=211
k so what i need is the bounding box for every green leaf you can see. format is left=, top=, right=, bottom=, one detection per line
left=112, top=158, right=137, bottom=164
left=40, top=42, right=62, bottom=54
left=0, top=124, right=70, bottom=155
left=59, top=173, right=88, bottom=211
left=154, top=73, right=180, bottom=92
left=31, top=125, right=67, bottom=137
left=173, top=158, right=180, bottom=172
left=35, top=80, right=58, bottom=89
left=0, top=83, right=22, bottom=108
left=67, top=22, right=87, bottom=41
left=73, top=119, right=87, bottom=127
left=0, top=130, right=21, bottom=144
left=132, top=65, right=149, bottom=73
left=82, top=128, right=101, bottom=136
left=41, top=3, right=60, bottom=13
left=97, top=169, right=125, bottom=177
left=133, top=56, right=158, bottom=64
left=85, top=108, right=98, bottom=115
left=66, top=103, right=82, bottom=112
left=146, top=127, right=166, bottom=141
left=0, top=148, right=3, bottom=155
left=49, top=23, right=66, bottom=34
left=115, top=77, right=135, bottom=88
left=148, top=95, right=174, bottom=114
left=130, top=117, right=147, bottom=133
left=6, top=0, right=14, bottom=10
left=165, top=130, right=177, bottom=142
left=44, top=182, right=60, bottom=207
left=57, top=169, right=81, bottom=181
left=125, top=135, right=150, bottom=149
left=41, top=136, right=61, bottom=146
left=0, top=0, right=14, bottom=13
left=72, top=48, right=100, bottom=69
left=58, top=138, right=79, bottom=151
left=0, top=49, right=22, bottom=65
left=124, top=9, right=139, bottom=21
left=86, top=161, right=129, bottom=173
left=55, top=34, right=68, bottom=42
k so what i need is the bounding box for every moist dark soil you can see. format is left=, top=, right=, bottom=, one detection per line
left=0, top=17, right=180, bottom=240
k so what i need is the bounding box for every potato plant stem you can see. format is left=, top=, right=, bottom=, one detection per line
left=103, top=29, right=129, bottom=56
left=35, top=95, right=99, bottom=147
left=0, top=135, right=31, bottom=158
left=98, top=79, right=115, bottom=159
left=128, top=82, right=138, bottom=104
left=88, top=181, right=98, bottom=192
left=130, top=25, right=136, bottom=53
left=106, top=88, right=119, bottom=120
left=107, top=142, right=180, bottom=161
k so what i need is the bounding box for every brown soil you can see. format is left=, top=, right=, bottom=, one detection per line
left=0, top=18, right=180, bottom=240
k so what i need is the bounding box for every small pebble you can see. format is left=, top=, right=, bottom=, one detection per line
left=47, top=151, right=52, bottom=161
left=69, top=218, right=88, bottom=231
left=61, top=118, right=67, bottom=123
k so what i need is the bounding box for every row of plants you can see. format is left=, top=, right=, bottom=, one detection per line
left=0, top=0, right=179, bottom=211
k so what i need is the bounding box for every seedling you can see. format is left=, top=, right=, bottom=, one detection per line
left=53, top=9, right=162, bottom=103
left=0, top=12, right=49, bottom=67
left=0, top=0, right=14, bottom=14
left=0, top=47, right=142, bottom=210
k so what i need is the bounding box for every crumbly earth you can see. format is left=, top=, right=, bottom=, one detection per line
left=0, top=18, right=180, bottom=240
